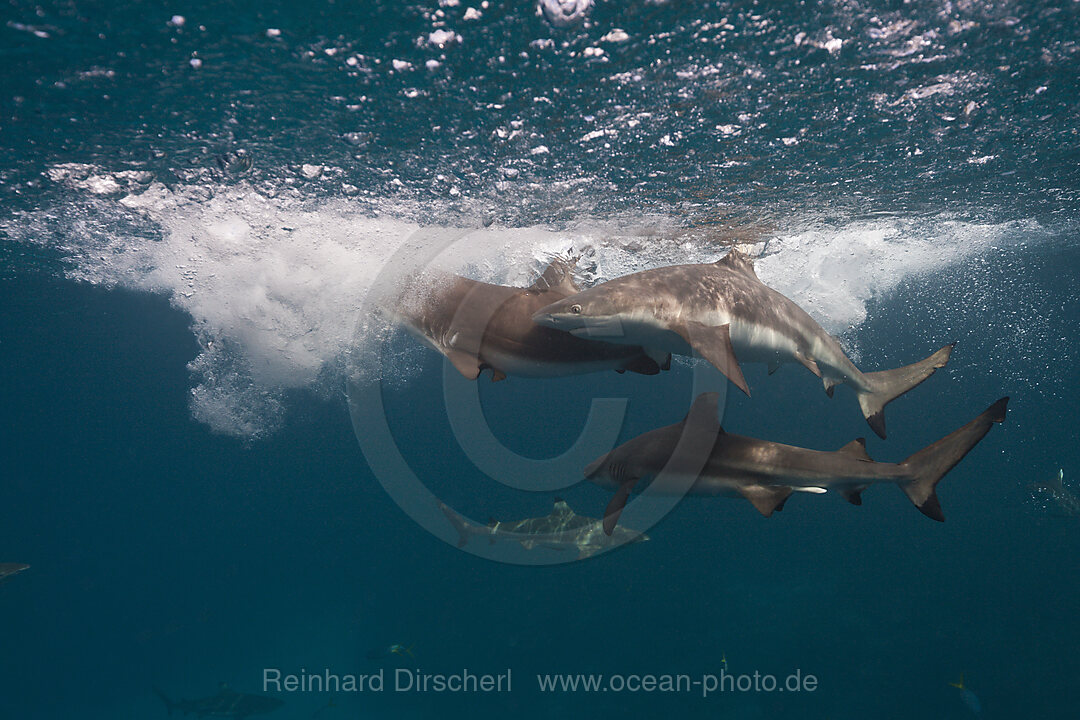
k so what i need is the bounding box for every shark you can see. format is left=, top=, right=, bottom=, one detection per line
left=396, top=257, right=669, bottom=381
left=533, top=248, right=952, bottom=438
left=1032, top=469, right=1080, bottom=517
left=585, top=392, right=1008, bottom=534
left=0, top=563, right=29, bottom=582
left=153, top=684, right=283, bottom=719
left=439, top=498, right=648, bottom=559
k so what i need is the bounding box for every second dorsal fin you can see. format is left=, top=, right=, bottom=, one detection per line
left=837, top=438, right=873, bottom=462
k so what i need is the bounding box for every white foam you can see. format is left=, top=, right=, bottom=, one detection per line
left=6, top=172, right=1031, bottom=436
left=754, top=216, right=1029, bottom=333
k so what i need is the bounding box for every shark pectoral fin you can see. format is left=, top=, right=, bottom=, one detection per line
left=442, top=348, right=483, bottom=380
left=603, top=477, right=640, bottom=536
left=675, top=321, right=750, bottom=396
left=738, top=485, right=793, bottom=517
left=621, top=353, right=662, bottom=376
left=837, top=438, right=873, bottom=462
left=794, top=351, right=822, bottom=378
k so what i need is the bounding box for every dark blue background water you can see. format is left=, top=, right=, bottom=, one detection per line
left=2, top=1, right=1079, bottom=718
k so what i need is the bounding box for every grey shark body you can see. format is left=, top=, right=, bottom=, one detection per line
left=534, top=249, right=952, bottom=438
left=154, top=685, right=283, bottom=718
left=397, top=258, right=668, bottom=381
left=1033, top=469, right=1080, bottom=517
left=440, top=499, right=648, bottom=559
left=587, top=393, right=1008, bottom=534
left=0, top=563, right=29, bottom=582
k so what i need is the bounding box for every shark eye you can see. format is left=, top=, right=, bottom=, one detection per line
left=570, top=304, right=582, bottom=314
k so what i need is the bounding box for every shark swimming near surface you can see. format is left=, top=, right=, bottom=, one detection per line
left=396, top=257, right=669, bottom=381
left=1032, top=469, right=1080, bottom=516
left=586, top=392, right=1008, bottom=534
left=440, top=498, right=648, bottom=559
left=0, top=563, right=29, bottom=582
left=533, top=248, right=952, bottom=438
left=153, top=684, right=283, bottom=718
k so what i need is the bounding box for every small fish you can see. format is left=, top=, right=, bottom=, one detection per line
left=949, top=675, right=982, bottom=716
left=154, top=684, right=283, bottom=718
left=366, top=643, right=415, bottom=663
left=0, top=563, right=29, bottom=583
left=1032, top=469, right=1080, bottom=516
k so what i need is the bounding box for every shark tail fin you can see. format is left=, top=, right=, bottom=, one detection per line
left=153, top=687, right=175, bottom=716
left=438, top=503, right=471, bottom=549
left=899, top=398, right=1008, bottom=521
left=857, top=344, right=954, bottom=438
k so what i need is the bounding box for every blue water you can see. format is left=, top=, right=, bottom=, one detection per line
left=2, top=1, right=1079, bottom=718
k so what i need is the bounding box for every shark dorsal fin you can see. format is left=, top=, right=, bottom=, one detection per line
left=551, top=499, right=573, bottom=517
left=529, top=256, right=580, bottom=295
left=715, top=248, right=758, bottom=277
left=682, top=392, right=724, bottom=436
left=837, top=438, right=873, bottom=462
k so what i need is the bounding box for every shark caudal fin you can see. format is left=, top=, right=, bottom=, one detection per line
left=857, top=344, right=954, bottom=439
left=152, top=687, right=176, bottom=716
left=898, top=397, right=1008, bottom=521
left=438, top=503, right=472, bottom=549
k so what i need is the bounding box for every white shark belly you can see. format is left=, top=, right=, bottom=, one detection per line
left=572, top=317, right=692, bottom=356
left=480, top=346, right=623, bottom=377
left=727, top=320, right=801, bottom=364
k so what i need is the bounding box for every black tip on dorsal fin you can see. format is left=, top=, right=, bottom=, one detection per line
left=530, top=255, right=580, bottom=294
left=554, top=496, right=564, bottom=504
left=716, top=247, right=758, bottom=277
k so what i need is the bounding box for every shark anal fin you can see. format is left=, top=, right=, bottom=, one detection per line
left=675, top=322, right=750, bottom=396
left=738, top=485, right=793, bottom=517
left=837, top=438, right=873, bottom=462
left=838, top=485, right=867, bottom=506
left=603, top=477, right=640, bottom=536
left=490, top=368, right=507, bottom=382
left=823, top=377, right=839, bottom=398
